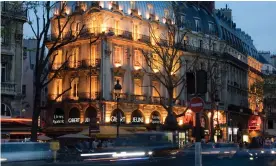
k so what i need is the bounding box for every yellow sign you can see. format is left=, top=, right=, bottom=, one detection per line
left=50, top=141, right=60, bottom=151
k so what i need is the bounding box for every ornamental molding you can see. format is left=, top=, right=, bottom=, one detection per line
left=112, top=67, right=126, bottom=77
left=131, top=69, right=144, bottom=79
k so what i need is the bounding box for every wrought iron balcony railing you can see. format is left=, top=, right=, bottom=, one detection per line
left=1, top=82, right=16, bottom=95
left=131, top=94, right=147, bottom=103
left=111, top=92, right=129, bottom=102
left=82, top=59, right=101, bottom=68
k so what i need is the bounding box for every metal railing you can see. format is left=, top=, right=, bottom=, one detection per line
left=111, top=92, right=129, bottom=102
left=131, top=94, right=147, bottom=102
left=1, top=82, right=16, bottom=95
left=180, top=44, right=220, bottom=55
left=67, top=61, right=81, bottom=68
left=78, top=92, right=99, bottom=100
left=82, top=59, right=101, bottom=68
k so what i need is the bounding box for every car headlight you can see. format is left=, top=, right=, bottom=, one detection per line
left=0, top=158, right=7, bottom=162
left=148, top=151, right=153, bottom=155
left=271, top=150, right=275, bottom=154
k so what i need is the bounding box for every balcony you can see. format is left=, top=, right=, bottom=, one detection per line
left=78, top=92, right=99, bottom=101
left=111, top=93, right=129, bottom=102
left=48, top=92, right=99, bottom=102
left=82, top=59, right=101, bottom=68
left=180, top=44, right=220, bottom=55
left=131, top=94, right=147, bottom=103
left=137, top=34, right=150, bottom=44
left=150, top=96, right=163, bottom=104
left=67, top=61, right=81, bottom=69
left=1, top=82, right=16, bottom=96
left=48, top=94, right=62, bottom=102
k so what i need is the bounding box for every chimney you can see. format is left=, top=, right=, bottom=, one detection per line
left=221, top=4, right=232, bottom=21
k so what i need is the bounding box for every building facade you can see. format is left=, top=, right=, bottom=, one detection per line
left=1, top=2, right=27, bottom=118
left=44, top=2, right=265, bottom=141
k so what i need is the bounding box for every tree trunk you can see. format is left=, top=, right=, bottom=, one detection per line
left=30, top=85, right=42, bottom=142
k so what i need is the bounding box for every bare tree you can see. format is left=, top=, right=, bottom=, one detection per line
left=140, top=14, right=200, bottom=129
left=25, top=1, right=99, bottom=141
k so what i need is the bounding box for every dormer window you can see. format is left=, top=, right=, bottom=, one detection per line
left=147, top=3, right=154, bottom=14
left=195, top=19, right=201, bottom=32
left=130, top=1, right=136, bottom=9
left=164, top=9, right=169, bottom=18
left=208, top=22, right=214, bottom=34
left=180, top=15, right=185, bottom=28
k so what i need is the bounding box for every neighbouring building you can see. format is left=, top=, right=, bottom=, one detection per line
left=1, top=2, right=27, bottom=118
left=21, top=39, right=48, bottom=118
left=43, top=1, right=266, bottom=142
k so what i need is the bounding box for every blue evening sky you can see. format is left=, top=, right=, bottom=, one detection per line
left=216, top=1, right=276, bottom=54
left=23, top=1, right=276, bottom=54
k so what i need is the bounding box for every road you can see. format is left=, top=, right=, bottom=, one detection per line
left=3, top=155, right=276, bottom=166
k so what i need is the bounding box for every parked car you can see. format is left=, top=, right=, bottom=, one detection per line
left=1, top=142, right=52, bottom=163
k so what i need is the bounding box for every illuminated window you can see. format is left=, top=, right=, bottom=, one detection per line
left=55, top=79, right=62, bottom=101
left=173, top=87, right=177, bottom=98
left=152, top=81, right=159, bottom=97
left=147, top=3, right=153, bottom=14
left=130, top=1, right=136, bottom=9
left=71, top=78, right=79, bottom=100
left=113, top=46, right=123, bottom=67
left=114, top=20, right=119, bottom=35
left=133, top=24, right=138, bottom=41
left=70, top=47, right=79, bottom=68
left=152, top=54, right=159, bottom=72
left=164, top=9, right=169, bottom=18
left=53, top=50, right=62, bottom=69
left=90, top=45, right=97, bottom=66
left=90, top=76, right=98, bottom=99
left=133, top=49, right=142, bottom=70
left=134, top=79, right=142, bottom=95
left=75, top=22, right=80, bottom=35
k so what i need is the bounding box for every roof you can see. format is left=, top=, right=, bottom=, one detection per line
left=258, top=54, right=270, bottom=64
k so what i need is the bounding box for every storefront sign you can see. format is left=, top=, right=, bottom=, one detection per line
left=68, top=118, right=80, bottom=123
left=110, top=116, right=126, bottom=123
left=53, top=115, right=64, bottom=124
left=151, top=115, right=161, bottom=124
left=132, top=117, right=144, bottom=123
left=248, top=115, right=261, bottom=131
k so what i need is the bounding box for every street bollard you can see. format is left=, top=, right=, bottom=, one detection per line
left=50, top=141, right=60, bottom=163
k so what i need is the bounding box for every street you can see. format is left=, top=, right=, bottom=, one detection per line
left=2, top=155, right=276, bottom=166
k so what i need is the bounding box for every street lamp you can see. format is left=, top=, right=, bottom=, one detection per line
left=230, top=118, right=234, bottom=142
left=114, top=80, right=122, bottom=138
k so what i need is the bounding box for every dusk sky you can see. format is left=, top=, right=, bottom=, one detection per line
left=23, top=1, right=276, bottom=54
left=216, top=1, right=276, bottom=54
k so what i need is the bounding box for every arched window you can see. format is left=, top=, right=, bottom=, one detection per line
left=68, top=107, right=80, bottom=124
left=1, top=103, right=11, bottom=117
left=53, top=108, right=64, bottom=125
left=131, top=109, right=144, bottom=124
left=150, top=111, right=161, bottom=124
left=84, top=106, right=97, bottom=124
left=110, top=109, right=125, bottom=124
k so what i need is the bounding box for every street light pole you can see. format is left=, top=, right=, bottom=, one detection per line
left=114, top=80, right=122, bottom=139
left=215, top=94, right=220, bottom=142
